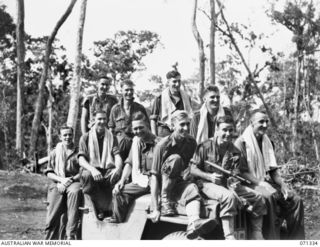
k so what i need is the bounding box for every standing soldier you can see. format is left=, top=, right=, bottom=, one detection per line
left=190, top=85, right=232, bottom=143
left=108, top=79, right=150, bottom=161
left=150, top=70, right=192, bottom=137
left=81, top=76, right=118, bottom=135
left=44, top=126, right=82, bottom=240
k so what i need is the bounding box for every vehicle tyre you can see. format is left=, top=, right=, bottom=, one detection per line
left=162, top=231, right=203, bottom=240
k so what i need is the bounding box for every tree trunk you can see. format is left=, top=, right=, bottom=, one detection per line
left=210, top=0, right=215, bottom=85
left=47, top=77, right=53, bottom=155
left=16, top=0, right=25, bottom=157
left=302, top=57, right=319, bottom=160
left=192, top=0, right=205, bottom=103
left=291, top=51, right=302, bottom=154
left=29, top=0, right=77, bottom=155
left=67, top=0, right=87, bottom=139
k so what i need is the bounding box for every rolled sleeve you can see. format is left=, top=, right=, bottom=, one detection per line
left=108, top=105, right=117, bottom=129
left=124, top=148, right=133, bottom=166
left=150, top=96, right=161, bottom=121
left=112, top=135, right=120, bottom=156
left=43, top=150, right=56, bottom=176
left=78, top=134, right=89, bottom=161
left=150, top=143, right=164, bottom=176
left=190, top=144, right=204, bottom=170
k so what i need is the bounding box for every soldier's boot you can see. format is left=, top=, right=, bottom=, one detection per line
left=250, top=216, right=264, bottom=240
left=222, top=216, right=236, bottom=240
left=160, top=175, right=177, bottom=216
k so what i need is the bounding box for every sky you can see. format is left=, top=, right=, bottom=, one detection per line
left=1, top=0, right=299, bottom=90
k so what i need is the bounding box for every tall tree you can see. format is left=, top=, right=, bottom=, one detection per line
left=271, top=0, right=320, bottom=155
left=67, top=0, right=87, bottom=138
left=15, top=0, right=25, bottom=156
left=192, top=0, right=205, bottom=103
left=210, top=0, right=216, bottom=85
left=92, top=30, right=160, bottom=91
left=29, top=0, right=77, bottom=155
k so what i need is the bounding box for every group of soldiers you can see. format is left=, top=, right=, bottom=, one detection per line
left=44, top=69, right=305, bottom=240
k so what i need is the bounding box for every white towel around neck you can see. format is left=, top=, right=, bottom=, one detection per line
left=131, top=136, right=149, bottom=188
left=196, top=104, right=225, bottom=144
left=88, top=126, right=114, bottom=169
left=242, top=125, right=278, bottom=181
left=160, top=87, right=192, bottom=127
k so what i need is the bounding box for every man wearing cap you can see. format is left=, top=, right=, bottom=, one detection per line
left=81, top=77, right=118, bottom=135
left=234, top=109, right=305, bottom=239
left=44, top=125, right=81, bottom=240
left=190, top=85, right=232, bottom=143
left=109, top=79, right=150, bottom=161
left=78, top=111, right=123, bottom=220
left=190, top=115, right=266, bottom=240
left=150, top=70, right=193, bottom=137
left=108, top=112, right=161, bottom=223
left=149, top=110, right=216, bottom=239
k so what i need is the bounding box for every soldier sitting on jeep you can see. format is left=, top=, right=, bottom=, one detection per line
left=148, top=110, right=216, bottom=239
left=190, top=115, right=267, bottom=240
left=107, top=112, right=161, bottom=223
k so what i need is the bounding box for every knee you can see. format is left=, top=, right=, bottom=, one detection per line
left=161, top=154, right=184, bottom=177
left=224, top=190, right=237, bottom=204
left=185, top=183, right=199, bottom=195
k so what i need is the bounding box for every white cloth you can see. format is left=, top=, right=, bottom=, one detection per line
left=131, top=136, right=149, bottom=188
left=242, top=125, right=278, bottom=181
left=196, top=103, right=225, bottom=143
left=160, top=87, right=192, bottom=127
left=54, top=142, right=67, bottom=177
left=88, top=126, right=114, bottom=169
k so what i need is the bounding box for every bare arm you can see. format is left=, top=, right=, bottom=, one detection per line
left=114, top=153, right=123, bottom=170
left=79, top=156, right=103, bottom=181
left=190, top=164, right=212, bottom=182
left=151, top=119, right=157, bottom=136
left=150, top=174, right=160, bottom=216
left=270, top=169, right=293, bottom=199
left=81, top=107, right=89, bottom=135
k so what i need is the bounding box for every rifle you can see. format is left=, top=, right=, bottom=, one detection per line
left=204, top=160, right=252, bottom=185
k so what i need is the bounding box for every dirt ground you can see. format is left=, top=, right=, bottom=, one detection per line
left=0, top=170, right=319, bottom=240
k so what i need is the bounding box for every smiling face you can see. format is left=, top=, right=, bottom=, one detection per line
left=168, top=75, right=181, bottom=95
left=122, top=84, right=134, bottom=102
left=172, top=117, right=190, bottom=139
left=132, top=120, right=148, bottom=138
left=204, top=91, right=220, bottom=112
left=251, top=112, right=269, bottom=138
left=216, top=122, right=234, bottom=145
left=95, top=112, right=107, bottom=134
left=59, top=128, right=73, bottom=147
left=97, top=78, right=111, bottom=98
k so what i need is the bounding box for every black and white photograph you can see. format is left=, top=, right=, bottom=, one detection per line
left=0, top=0, right=319, bottom=244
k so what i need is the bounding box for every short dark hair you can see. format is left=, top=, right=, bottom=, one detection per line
left=98, top=76, right=112, bottom=85
left=249, top=109, right=267, bottom=121
left=120, top=79, right=135, bottom=88
left=216, top=115, right=234, bottom=127
left=166, top=70, right=181, bottom=79
left=132, top=112, right=147, bottom=123
left=59, top=125, right=73, bottom=134
left=204, top=84, right=220, bottom=95
left=93, top=110, right=107, bottom=117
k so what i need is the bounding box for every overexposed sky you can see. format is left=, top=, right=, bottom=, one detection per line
left=1, top=0, right=299, bottom=90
